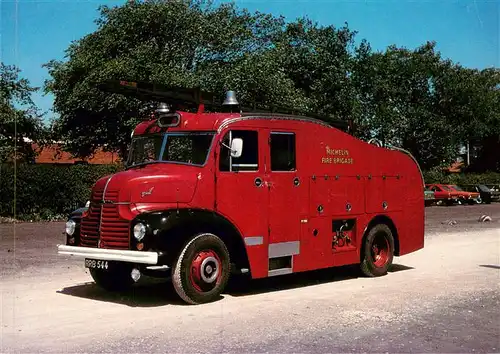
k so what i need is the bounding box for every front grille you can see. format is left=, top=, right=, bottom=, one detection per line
left=79, top=186, right=130, bottom=250
left=80, top=203, right=100, bottom=247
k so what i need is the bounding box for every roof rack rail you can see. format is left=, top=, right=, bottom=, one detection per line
left=240, top=111, right=350, bottom=132
left=98, top=79, right=353, bottom=132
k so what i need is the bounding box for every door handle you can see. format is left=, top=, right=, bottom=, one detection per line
left=254, top=177, right=263, bottom=187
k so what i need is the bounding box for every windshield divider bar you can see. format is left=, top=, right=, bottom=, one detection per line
left=159, top=134, right=168, bottom=162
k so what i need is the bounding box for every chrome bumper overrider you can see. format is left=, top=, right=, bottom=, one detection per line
left=57, top=245, right=159, bottom=265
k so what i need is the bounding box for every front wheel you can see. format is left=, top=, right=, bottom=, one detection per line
left=360, top=224, right=394, bottom=277
left=172, top=233, right=230, bottom=305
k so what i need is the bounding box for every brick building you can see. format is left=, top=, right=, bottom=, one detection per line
left=31, top=142, right=120, bottom=165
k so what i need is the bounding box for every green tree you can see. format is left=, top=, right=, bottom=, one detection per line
left=451, top=67, right=500, bottom=172
left=44, top=0, right=291, bottom=158
left=270, top=18, right=359, bottom=121
left=44, top=0, right=499, bottom=173
left=44, top=0, right=361, bottom=159
left=0, top=63, right=46, bottom=162
left=351, top=41, right=481, bottom=169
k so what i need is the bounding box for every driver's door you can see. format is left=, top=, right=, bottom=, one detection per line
left=215, top=128, right=269, bottom=278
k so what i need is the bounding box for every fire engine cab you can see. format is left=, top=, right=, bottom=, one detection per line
left=58, top=80, right=425, bottom=305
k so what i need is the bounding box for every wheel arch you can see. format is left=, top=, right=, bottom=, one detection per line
left=361, top=214, right=400, bottom=258
left=137, top=208, right=250, bottom=270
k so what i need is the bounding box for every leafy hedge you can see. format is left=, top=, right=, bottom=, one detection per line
left=1, top=163, right=499, bottom=222
left=0, top=163, right=122, bottom=221
left=422, top=168, right=500, bottom=185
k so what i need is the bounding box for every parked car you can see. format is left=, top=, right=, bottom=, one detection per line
left=485, top=184, right=500, bottom=203
left=426, top=184, right=458, bottom=205
left=446, top=184, right=481, bottom=205
left=424, top=187, right=436, bottom=206
left=459, top=184, right=499, bottom=204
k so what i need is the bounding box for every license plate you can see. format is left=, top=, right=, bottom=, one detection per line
left=85, top=258, right=109, bottom=270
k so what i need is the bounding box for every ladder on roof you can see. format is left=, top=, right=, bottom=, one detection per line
left=98, top=79, right=353, bottom=133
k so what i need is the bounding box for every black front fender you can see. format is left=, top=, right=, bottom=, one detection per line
left=69, top=207, right=88, bottom=221
left=131, top=208, right=246, bottom=267
left=65, top=207, right=88, bottom=246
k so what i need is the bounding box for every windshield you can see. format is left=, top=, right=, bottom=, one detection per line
left=127, top=132, right=215, bottom=168
left=478, top=185, right=490, bottom=192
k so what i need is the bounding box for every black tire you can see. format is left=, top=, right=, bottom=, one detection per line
left=172, top=233, right=230, bottom=305
left=89, top=263, right=135, bottom=291
left=360, top=223, right=394, bottom=277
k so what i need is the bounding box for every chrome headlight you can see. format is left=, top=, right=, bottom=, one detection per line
left=133, top=223, right=146, bottom=241
left=66, top=219, right=76, bottom=236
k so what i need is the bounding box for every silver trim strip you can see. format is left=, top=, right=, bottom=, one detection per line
left=244, top=236, right=264, bottom=246
left=57, top=245, right=158, bottom=265
left=217, top=115, right=333, bottom=133
left=146, top=265, right=170, bottom=270
left=232, top=163, right=258, bottom=167
left=268, top=268, right=293, bottom=277
left=102, top=175, right=114, bottom=202
left=268, top=241, right=300, bottom=258
left=98, top=175, right=114, bottom=236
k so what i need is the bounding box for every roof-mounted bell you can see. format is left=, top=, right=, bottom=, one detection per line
left=222, top=91, right=239, bottom=106
left=156, top=102, right=171, bottom=115
left=222, top=90, right=239, bottom=113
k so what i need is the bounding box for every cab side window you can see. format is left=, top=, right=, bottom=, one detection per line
left=270, top=132, right=296, bottom=171
left=219, top=130, right=259, bottom=172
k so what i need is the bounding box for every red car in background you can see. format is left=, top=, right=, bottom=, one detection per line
left=446, top=184, right=481, bottom=204
left=426, top=184, right=458, bottom=205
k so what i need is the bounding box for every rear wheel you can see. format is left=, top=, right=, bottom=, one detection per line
left=89, top=263, right=135, bottom=291
left=360, top=224, right=394, bottom=277
left=172, top=233, right=230, bottom=305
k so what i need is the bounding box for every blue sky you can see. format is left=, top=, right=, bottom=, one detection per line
left=1, top=0, right=498, bottom=123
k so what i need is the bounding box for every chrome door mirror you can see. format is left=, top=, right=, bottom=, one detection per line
left=230, top=138, right=243, bottom=158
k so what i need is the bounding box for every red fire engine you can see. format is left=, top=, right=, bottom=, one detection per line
left=58, top=80, right=425, bottom=305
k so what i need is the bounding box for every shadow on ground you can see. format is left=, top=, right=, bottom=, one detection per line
left=57, top=263, right=414, bottom=307
left=57, top=277, right=188, bottom=307
left=226, top=263, right=414, bottom=297
left=479, top=264, right=500, bottom=270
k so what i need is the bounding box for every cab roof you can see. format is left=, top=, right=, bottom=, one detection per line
left=133, top=110, right=348, bottom=136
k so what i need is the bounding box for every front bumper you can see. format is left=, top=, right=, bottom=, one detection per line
left=57, top=245, right=159, bottom=265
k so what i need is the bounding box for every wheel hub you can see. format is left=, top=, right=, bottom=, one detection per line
left=190, top=250, right=222, bottom=292
left=371, top=233, right=390, bottom=267
left=200, top=256, right=219, bottom=283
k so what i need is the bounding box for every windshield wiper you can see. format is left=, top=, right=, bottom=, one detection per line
left=125, top=161, right=159, bottom=170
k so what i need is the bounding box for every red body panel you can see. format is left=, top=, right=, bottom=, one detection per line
left=79, top=110, right=425, bottom=278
